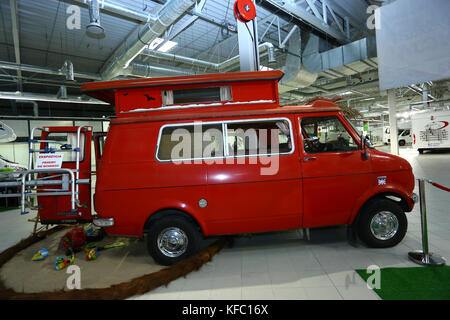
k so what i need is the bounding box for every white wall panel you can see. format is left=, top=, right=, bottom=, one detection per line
left=376, top=0, right=450, bottom=90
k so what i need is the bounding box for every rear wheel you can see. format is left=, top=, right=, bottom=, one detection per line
left=418, top=148, right=424, bottom=154
left=399, top=140, right=406, bottom=146
left=146, top=215, right=201, bottom=265
left=356, top=199, right=407, bottom=248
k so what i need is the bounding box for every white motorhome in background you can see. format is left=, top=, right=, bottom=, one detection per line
left=0, top=121, right=16, bottom=142
left=412, top=109, right=450, bottom=154
left=0, top=121, right=27, bottom=181
left=383, top=126, right=390, bottom=145
left=382, top=121, right=412, bottom=146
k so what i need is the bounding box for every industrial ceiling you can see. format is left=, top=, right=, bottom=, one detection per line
left=0, top=0, right=449, bottom=120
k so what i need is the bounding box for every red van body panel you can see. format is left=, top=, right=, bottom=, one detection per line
left=81, top=71, right=416, bottom=238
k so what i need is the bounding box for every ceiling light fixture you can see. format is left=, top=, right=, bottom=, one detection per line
left=86, top=0, right=105, bottom=38
left=148, top=38, right=178, bottom=53
left=157, top=40, right=178, bottom=53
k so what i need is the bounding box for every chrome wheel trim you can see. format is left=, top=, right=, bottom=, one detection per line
left=157, top=227, right=188, bottom=258
left=370, top=211, right=399, bottom=241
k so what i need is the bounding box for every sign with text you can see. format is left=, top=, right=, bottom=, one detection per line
left=35, top=153, right=64, bottom=169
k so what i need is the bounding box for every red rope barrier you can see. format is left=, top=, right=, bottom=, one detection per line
left=430, top=181, right=450, bottom=193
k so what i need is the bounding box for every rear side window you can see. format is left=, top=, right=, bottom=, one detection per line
left=226, top=120, right=293, bottom=156
left=157, top=124, right=223, bottom=161
left=157, top=118, right=293, bottom=161
left=301, top=116, right=358, bottom=153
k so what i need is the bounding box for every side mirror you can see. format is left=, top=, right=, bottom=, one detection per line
left=360, top=134, right=369, bottom=160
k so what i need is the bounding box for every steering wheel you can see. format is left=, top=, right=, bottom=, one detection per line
left=337, top=136, right=349, bottom=147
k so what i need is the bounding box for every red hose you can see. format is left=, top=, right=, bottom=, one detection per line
left=431, top=182, right=450, bottom=192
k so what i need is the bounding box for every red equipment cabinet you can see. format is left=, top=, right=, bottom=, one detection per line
left=77, top=71, right=418, bottom=265
left=36, top=126, right=94, bottom=224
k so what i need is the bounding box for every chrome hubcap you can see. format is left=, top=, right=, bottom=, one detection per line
left=157, top=227, right=188, bottom=258
left=370, top=211, right=399, bottom=241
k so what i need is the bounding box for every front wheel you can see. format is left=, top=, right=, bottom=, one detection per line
left=356, top=199, right=407, bottom=248
left=146, top=215, right=201, bottom=265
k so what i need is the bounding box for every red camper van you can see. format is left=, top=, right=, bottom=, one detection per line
left=31, top=71, right=416, bottom=265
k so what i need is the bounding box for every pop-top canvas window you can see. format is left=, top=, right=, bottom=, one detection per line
left=162, top=86, right=231, bottom=106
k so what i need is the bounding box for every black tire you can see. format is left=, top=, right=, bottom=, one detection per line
left=399, top=140, right=406, bottom=146
left=356, top=199, right=407, bottom=248
left=418, top=149, right=424, bottom=154
left=146, top=215, right=201, bottom=265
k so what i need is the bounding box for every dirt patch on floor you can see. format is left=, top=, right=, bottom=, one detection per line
left=0, top=229, right=164, bottom=293
left=0, top=227, right=227, bottom=299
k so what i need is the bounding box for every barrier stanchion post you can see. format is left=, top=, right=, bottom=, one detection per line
left=408, top=178, right=446, bottom=266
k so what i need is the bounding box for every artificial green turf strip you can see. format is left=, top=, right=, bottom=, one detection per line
left=356, top=266, right=450, bottom=300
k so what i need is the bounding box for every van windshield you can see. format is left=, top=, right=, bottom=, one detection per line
left=343, top=115, right=374, bottom=149
left=343, top=115, right=362, bottom=136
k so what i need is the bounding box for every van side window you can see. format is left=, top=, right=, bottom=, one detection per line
left=46, top=132, right=85, bottom=162
left=226, top=120, right=292, bottom=156
left=301, top=116, right=358, bottom=153
left=158, top=124, right=223, bottom=161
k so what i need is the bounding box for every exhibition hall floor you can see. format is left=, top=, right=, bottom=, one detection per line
left=1, top=147, right=449, bottom=300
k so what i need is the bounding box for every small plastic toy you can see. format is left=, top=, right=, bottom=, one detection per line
left=32, top=248, right=49, bottom=261
left=84, top=241, right=125, bottom=261
left=55, top=251, right=75, bottom=271
left=85, top=247, right=98, bottom=261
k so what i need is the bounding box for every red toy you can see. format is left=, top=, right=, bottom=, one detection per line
left=62, top=228, right=86, bottom=251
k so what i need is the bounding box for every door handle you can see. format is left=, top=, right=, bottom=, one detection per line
left=303, top=157, right=317, bottom=162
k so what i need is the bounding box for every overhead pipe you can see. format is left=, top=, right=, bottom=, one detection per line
left=141, top=42, right=276, bottom=72
left=125, top=63, right=197, bottom=77
left=65, top=0, right=150, bottom=23
left=283, top=79, right=381, bottom=102
left=62, top=0, right=233, bottom=33
left=99, top=0, right=197, bottom=80
left=0, top=91, right=109, bottom=105
left=0, top=60, right=100, bottom=80
left=16, top=100, right=39, bottom=117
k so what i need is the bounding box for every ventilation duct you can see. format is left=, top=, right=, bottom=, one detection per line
left=278, top=29, right=318, bottom=93
left=303, top=35, right=377, bottom=74
left=100, top=0, right=196, bottom=80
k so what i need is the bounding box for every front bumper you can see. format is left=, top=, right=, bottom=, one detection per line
left=93, top=218, right=114, bottom=227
